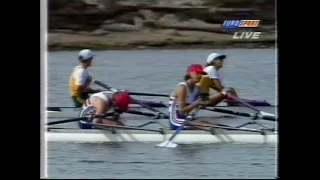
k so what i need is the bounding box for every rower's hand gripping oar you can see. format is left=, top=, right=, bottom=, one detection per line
left=156, top=107, right=201, bottom=148
left=227, top=94, right=276, bottom=121
left=93, top=80, right=169, bottom=97
left=93, top=80, right=169, bottom=119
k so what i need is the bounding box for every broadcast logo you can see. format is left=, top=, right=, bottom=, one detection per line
left=221, top=20, right=261, bottom=39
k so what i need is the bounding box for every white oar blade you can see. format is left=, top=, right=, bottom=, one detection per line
left=155, top=141, right=178, bottom=148
left=260, top=111, right=275, bottom=117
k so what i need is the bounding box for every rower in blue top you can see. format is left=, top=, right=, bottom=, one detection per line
left=168, top=64, right=228, bottom=130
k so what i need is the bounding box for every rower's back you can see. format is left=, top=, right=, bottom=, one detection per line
left=69, top=65, right=92, bottom=107
left=79, top=90, right=115, bottom=129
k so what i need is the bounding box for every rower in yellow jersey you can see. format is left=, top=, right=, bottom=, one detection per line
left=197, top=52, right=239, bottom=99
left=69, top=49, right=101, bottom=107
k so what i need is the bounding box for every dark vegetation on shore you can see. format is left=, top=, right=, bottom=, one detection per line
left=48, top=0, right=275, bottom=51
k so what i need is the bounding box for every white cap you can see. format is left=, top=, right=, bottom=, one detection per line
left=78, top=49, right=95, bottom=61
left=206, top=53, right=226, bottom=64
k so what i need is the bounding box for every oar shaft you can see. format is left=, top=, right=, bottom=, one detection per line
left=167, top=120, right=188, bottom=141
left=46, top=112, right=115, bottom=126
left=132, top=98, right=169, bottom=119
left=127, top=110, right=159, bottom=117
left=46, top=117, right=87, bottom=126
left=93, top=80, right=113, bottom=90
left=189, top=123, right=267, bottom=133
left=88, top=123, right=163, bottom=133
left=227, top=94, right=262, bottom=113
left=205, top=107, right=276, bottom=121
left=47, top=107, right=75, bottom=111
left=126, top=92, right=169, bottom=97
left=167, top=107, right=201, bottom=141
left=207, top=107, right=251, bottom=117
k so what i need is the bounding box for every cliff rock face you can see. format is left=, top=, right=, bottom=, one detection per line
left=48, top=0, right=275, bottom=50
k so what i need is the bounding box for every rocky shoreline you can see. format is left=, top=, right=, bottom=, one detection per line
left=48, top=0, right=275, bottom=51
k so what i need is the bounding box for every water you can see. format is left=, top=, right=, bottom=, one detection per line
left=46, top=48, right=277, bottom=178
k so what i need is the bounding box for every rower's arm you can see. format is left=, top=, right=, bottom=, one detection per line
left=211, top=79, right=224, bottom=92
left=85, top=86, right=101, bottom=93
left=176, top=85, right=200, bottom=114
left=207, top=67, right=224, bottom=92
left=75, top=72, right=100, bottom=93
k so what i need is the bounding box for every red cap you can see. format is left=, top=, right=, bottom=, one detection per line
left=187, top=64, right=207, bottom=75
left=114, top=92, right=131, bottom=112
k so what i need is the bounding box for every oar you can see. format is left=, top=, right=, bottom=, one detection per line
left=127, top=109, right=167, bottom=119
left=188, top=123, right=275, bottom=133
left=93, top=80, right=121, bottom=91
left=227, top=94, right=276, bottom=118
left=93, top=80, right=169, bottom=97
left=46, top=107, right=78, bottom=111
left=46, top=112, right=115, bottom=126
left=156, top=107, right=201, bottom=148
left=123, top=92, right=169, bottom=97
left=46, top=117, right=89, bottom=126
left=83, top=122, right=164, bottom=133
left=46, top=100, right=167, bottom=111
left=131, top=98, right=169, bottom=119
left=93, top=80, right=169, bottom=119
left=203, top=107, right=276, bottom=121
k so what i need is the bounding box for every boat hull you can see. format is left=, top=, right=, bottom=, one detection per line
left=45, top=105, right=276, bottom=118
left=46, top=129, right=277, bottom=144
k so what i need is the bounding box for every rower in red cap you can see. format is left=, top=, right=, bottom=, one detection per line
left=168, top=64, right=228, bottom=130
left=78, top=90, right=132, bottom=129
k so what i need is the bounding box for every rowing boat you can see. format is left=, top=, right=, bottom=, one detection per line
left=46, top=104, right=276, bottom=118
left=46, top=128, right=277, bottom=144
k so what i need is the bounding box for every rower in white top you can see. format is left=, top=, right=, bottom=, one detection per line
left=198, top=53, right=239, bottom=99
left=169, top=64, right=229, bottom=130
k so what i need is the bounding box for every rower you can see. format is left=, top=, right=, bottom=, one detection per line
left=78, top=91, right=132, bottom=129
left=197, top=52, right=239, bottom=101
left=168, top=64, right=228, bottom=130
left=69, top=49, right=101, bottom=108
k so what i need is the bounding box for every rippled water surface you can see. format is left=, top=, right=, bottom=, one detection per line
left=46, top=49, right=277, bottom=179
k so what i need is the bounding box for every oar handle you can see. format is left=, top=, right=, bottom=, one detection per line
left=93, top=80, right=114, bottom=91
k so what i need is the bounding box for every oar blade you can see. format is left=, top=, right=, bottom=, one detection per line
left=155, top=140, right=178, bottom=148
left=260, top=111, right=275, bottom=117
